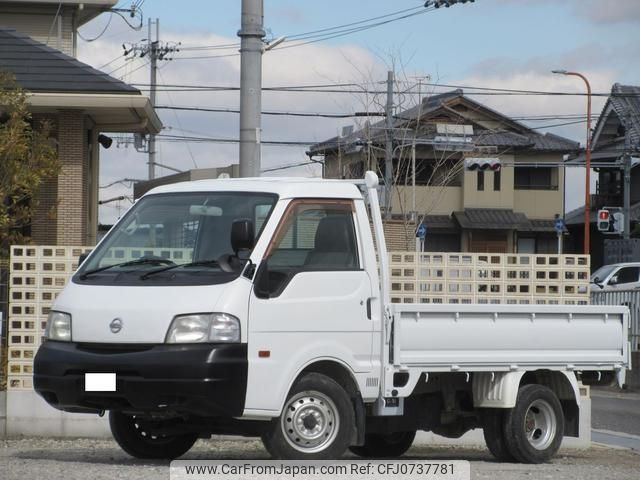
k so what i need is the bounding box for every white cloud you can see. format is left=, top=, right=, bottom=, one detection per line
left=78, top=32, right=384, bottom=223
left=492, top=0, right=640, bottom=24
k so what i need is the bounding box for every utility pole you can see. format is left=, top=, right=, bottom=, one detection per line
left=148, top=18, right=158, bottom=180
left=384, top=70, right=394, bottom=218
left=623, top=112, right=632, bottom=239
left=124, top=19, right=179, bottom=180
left=238, top=0, right=265, bottom=177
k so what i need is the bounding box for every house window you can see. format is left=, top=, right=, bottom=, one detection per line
left=494, top=170, right=501, bottom=191
left=514, top=167, right=558, bottom=190
left=477, top=171, right=485, bottom=191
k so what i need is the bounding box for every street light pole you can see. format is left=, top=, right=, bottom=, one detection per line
left=552, top=70, right=592, bottom=255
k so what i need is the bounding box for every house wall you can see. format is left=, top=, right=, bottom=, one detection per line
left=0, top=4, right=76, bottom=55
left=463, top=155, right=516, bottom=210
left=392, top=186, right=462, bottom=215
left=514, top=153, right=564, bottom=220
left=56, top=110, right=88, bottom=245
left=31, top=110, right=91, bottom=246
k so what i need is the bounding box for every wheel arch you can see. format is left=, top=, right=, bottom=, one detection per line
left=520, top=370, right=581, bottom=438
left=290, top=359, right=365, bottom=446
left=473, top=370, right=580, bottom=437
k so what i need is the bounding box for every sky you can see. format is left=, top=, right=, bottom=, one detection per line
left=75, top=0, right=640, bottom=223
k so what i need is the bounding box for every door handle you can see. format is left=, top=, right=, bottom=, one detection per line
left=366, top=298, right=372, bottom=319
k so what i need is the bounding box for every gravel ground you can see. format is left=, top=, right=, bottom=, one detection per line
left=0, top=437, right=638, bottom=480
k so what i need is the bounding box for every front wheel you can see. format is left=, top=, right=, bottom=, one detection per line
left=109, top=411, right=198, bottom=459
left=261, top=373, right=354, bottom=459
left=349, top=431, right=416, bottom=458
left=503, top=385, right=564, bottom=464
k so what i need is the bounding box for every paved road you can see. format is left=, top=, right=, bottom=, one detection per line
left=591, top=387, right=640, bottom=450
left=0, top=438, right=638, bottom=480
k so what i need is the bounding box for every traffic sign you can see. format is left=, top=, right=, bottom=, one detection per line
left=416, top=224, right=427, bottom=239
left=554, top=217, right=565, bottom=234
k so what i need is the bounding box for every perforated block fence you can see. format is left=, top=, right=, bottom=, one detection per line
left=5, top=247, right=590, bottom=390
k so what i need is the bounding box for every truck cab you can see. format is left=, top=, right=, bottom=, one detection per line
left=34, top=173, right=630, bottom=462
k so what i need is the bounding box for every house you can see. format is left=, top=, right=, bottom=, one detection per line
left=565, top=83, right=640, bottom=268
left=309, top=90, right=579, bottom=253
left=0, top=1, right=161, bottom=246
left=0, top=0, right=116, bottom=57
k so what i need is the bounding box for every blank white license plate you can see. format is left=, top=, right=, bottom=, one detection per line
left=84, top=373, right=116, bottom=392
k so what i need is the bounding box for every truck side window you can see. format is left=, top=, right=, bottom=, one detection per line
left=269, top=200, right=359, bottom=271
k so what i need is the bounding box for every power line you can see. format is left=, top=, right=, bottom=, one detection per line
left=78, top=12, right=114, bottom=42
left=261, top=161, right=321, bottom=173
left=128, top=81, right=640, bottom=98
left=156, top=134, right=316, bottom=147
left=158, top=70, right=199, bottom=170
left=172, top=2, right=477, bottom=59
left=274, top=7, right=435, bottom=51
left=155, top=105, right=384, bottom=118
left=45, top=2, right=63, bottom=45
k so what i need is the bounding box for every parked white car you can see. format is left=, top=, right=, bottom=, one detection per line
left=591, top=262, right=640, bottom=291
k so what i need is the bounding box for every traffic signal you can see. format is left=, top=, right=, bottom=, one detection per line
left=597, top=209, right=610, bottom=232
left=612, top=211, right=625, bottom=234
left=464, top=158, right=501, bottom=171
left=598, top=208, right=625, bottom=234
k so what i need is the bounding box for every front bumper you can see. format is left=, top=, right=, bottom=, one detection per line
left=33, top=341, right=247, bottom=417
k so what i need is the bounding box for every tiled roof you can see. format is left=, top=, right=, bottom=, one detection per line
left=452, top=209, right=557, bottom=232
left=453, top=209, right=530, bottom=230
left=608, top=84, right=640, bottom=147
left=309, top=89, right=579, bottom=154
left=0, top=28, right=139, bottom=94
left=421, top=214, right=458, bottom=231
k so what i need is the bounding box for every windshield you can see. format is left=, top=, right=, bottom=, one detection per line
left=590, top=264, right=616, bottom=283
left=76, top=191, right=277, bottom=285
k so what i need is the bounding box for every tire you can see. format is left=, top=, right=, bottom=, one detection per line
left=349, top=431, right=416, bottom=458
left=261, top=373, right=354, bottom=460
left=109, top=411, right=198, bottom=459
left=503, top=385, right=564, bottom=464
left=482, top=409, right=516, bottom=462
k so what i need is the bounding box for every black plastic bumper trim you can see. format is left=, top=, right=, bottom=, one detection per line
left=33, top=341, right=247, bottom=417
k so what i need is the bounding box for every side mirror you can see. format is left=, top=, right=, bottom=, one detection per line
left=78, top=251, right=92, bottom=266
left=231, top=219, right=255, bottom=256
left=253, top=259, right=270, bottom=299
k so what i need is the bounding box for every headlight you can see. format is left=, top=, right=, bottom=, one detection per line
left=45, top=311, right=72, bottom=341
left=165, top=313, right=240, bottom=343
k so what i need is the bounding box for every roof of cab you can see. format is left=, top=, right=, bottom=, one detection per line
left=143, top=177, right=365, bottom=200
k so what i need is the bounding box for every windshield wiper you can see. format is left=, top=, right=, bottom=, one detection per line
left=139, top=259, right=221, bottom=280
left=79, top=257, right=175, bottom=279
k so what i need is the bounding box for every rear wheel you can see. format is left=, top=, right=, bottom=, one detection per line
left=109, top=411, right=198, bottom=459
left=349, top=431, right=416, bottom=458
left=482, top=409, right=516, bottom=462
left=261, top=373, right=354, bottom=459
left=503, top=385, right=564, bottom=464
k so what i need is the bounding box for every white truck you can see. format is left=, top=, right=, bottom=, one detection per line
left=34, top=172, right=630, bottom=463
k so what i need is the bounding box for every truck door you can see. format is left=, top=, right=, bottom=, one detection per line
left=245, top=199, right=374, bottom=414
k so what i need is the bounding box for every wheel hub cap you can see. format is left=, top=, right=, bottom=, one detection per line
left=524, top=399, right=557, bottom=450
left=281, top=391, right=340, bottom=453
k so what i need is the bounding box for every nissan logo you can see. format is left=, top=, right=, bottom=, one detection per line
left=110, top=318, right=123, bottom=334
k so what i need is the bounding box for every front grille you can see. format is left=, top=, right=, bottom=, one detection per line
left=76, top=343, right=155, bottom=355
